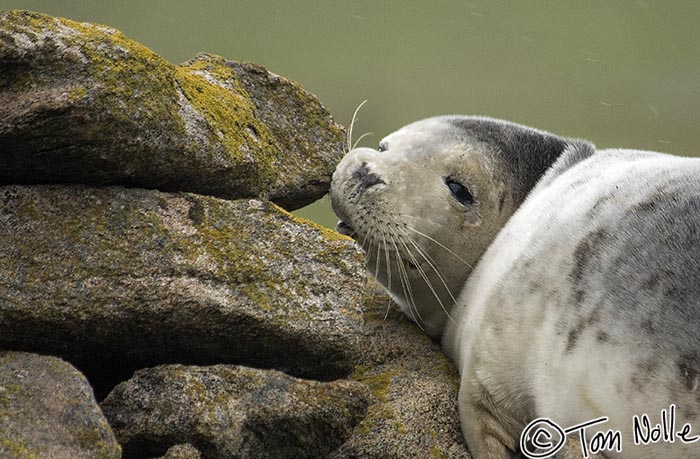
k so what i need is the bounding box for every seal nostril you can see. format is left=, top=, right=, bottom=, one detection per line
left=353, top=162, right=385, bottom=191
left=352, top=162, right=371, bottom=181
left=361, top=173, right=384, bottom=190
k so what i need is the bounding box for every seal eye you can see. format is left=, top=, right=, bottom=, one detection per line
left=377, top=142, right=387, bottom=152
left=445, top=178, right=474, bottom=206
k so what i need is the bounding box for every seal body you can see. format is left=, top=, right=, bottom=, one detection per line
left=444, top=148, right=700, bottom=458
left=330, top=116, right=700, bottom=458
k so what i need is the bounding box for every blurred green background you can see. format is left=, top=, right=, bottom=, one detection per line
left=2, top=1, right=699, bottom=228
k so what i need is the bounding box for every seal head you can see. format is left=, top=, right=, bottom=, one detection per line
left=330, top=115, right=591, bottom=338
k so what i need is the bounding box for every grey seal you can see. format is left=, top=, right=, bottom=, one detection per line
left=330, top=115, right=700, bottom=458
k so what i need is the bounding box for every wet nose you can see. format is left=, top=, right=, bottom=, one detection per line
left=353, top=162, right=385, bottom=191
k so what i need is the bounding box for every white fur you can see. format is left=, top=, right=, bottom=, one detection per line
left=444, top=149, right=700, bottom=458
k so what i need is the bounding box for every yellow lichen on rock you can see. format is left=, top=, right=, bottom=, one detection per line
left=0, top=10, right=346, bottom=209
left=175, top=55, right=277, bottom=175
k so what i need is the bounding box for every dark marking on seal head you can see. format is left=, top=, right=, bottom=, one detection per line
left=445, top=117, right=573, bottom=205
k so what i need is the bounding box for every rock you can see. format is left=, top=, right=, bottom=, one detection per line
left=334, top=290, right=471, bottom=458
left=0, top=185, right=365, bottom=397
left=101, top=364, right=369, bottom=459
left=0, top=351, right=121, bottom=459
left=0, top=10, right=345, bottom=210
left=0, top=10, right=471, bottom=457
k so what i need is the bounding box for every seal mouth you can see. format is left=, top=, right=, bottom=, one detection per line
left=335, top=220, right=355, bottom=237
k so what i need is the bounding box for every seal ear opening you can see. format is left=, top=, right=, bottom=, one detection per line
left=535, top=140, right=596, bottom=190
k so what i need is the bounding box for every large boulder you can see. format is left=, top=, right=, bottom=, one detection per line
left=102, top=364, right=369, bottom=459
left=0, top=10, right=345, bottom=209
left=0, top=185, right=365, bottom=396
left=0, top=351, right=121, bottom=459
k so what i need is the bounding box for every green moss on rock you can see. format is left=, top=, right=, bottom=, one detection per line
left=0, top=10, right=345, bottom=209
left=0, top=185, right=366, bottom=395
left=350, top=367, right=400, bottom=436
left=175, top=57, right=277, bottom=172
left=0, top=438, right=41, bottom=459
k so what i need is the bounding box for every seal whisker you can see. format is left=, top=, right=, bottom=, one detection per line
left=398, top=214, right=474, bottom=245
left=353, top=132, right=375, bottom=150
left=366, top=243, right=380, bottom=315
left=383, top=296, right=393, bottom=321
left=358, top=223, right=386, bottom=316
left=402, top=234, right=459, bottom=315
left=392, top=247, right=416, bottom=323
left=395, top=231, right=454, bottom=324
left=345, top=228, right=359, bottom=239
left=359, top=217, right=384, bottom=260
left=399, top=229, right=459, bottom=323
left=397, top=214, right=438, bottom=224
left=372, top=236, right=382, bottom=282
left=379, top=228, right=395, bottom=321
left=357, top=221, right=404, bottom=324
left=388, top=232, right=424, bottom=328
left=381, top=229, right=392, bottom=295
left=399, top=214, right=469, bottom=246
left=404, top=226, right=474, bottom=269
left=401, top=213, right=533, bottom=250
left=346, top=99, right=368, bottom=153
left=356, top=218, right=374, bottom=256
